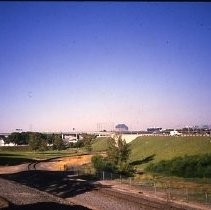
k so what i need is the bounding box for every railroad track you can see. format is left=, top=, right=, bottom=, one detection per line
left=27, top=162, right=38, bottom=171
left=24, top=159, right=197, bottom=210
left=67, top=182, right=192, bottom=210
left=96, top=187, right=187, bottom=210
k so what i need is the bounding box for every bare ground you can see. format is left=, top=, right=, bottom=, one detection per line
left=0, top=164, right=28, bottom=174
left=0, top=177, right=89, bottom=209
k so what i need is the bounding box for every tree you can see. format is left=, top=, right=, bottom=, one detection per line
left=7, top=132, right=31, bottom=145
left=29, top=133, right=40, bottom=151
left=53, top=134, right=64, bottom=150
left=73, top=140, right=84, bottom=148
left=7, top=132, right=22, bottom=145
left=91, top=155, right=105, bottom=172
left=39, top=139, right=48, bottom=151
left=107, top=135, right=132, bottom=174
left=46, top=134, right=54, bottom=145
left=91, top=135, right=132, bottom=175
left=107, top=137, right=119, bottom=165
left=29, top=132, right=48, bottom=151
left=107, top=135, right=130, bottom=164
left=81, top=133, right=96, bottom=152
left=91, top=155, right=117, bottom=173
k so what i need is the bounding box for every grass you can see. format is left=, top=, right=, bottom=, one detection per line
left=0, top=154, right=35, bottom=166
left=105, top=135, right=211, bottom=192
left=92, top=137, right=109, bottom=152
left=129, top=136, right=211, bottom=169
left=133, top=172, right=211, bottom=200
left=91, top=135, right=211, bottom=168
left=0, top=140, right=109, bottom=166
left=1, top=136, right=211, bottom=170
left=0, top=148, right=80, bottom=166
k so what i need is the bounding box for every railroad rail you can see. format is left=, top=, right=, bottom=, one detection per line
left=96, top=187, right=188, bottom=210
left=24, top=160, right=201, bottom=210
left=27, top=162, right=38, bottom=171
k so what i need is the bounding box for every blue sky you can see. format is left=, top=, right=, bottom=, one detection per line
left=0, top=2, right=211, bottom=132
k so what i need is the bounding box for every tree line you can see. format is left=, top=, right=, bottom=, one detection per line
left=4, top=132, right=98, bottom=152
left=5, top=132, right=65, bottom=151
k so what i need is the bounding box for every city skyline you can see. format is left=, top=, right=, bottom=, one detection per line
left=1, top=2, right=211, bottom=132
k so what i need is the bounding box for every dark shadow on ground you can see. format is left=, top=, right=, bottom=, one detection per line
left=0, top=157, right=35, bottom=166
left=0, top=154, right=25, bottom=157
left=129, top=154, right=156, bottom=166
left=1, top=202, right=90, bottom=210
left=0, top=170, right=105, bottom=199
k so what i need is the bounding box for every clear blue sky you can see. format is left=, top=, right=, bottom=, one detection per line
left=1, top=2, right=211, bottom=132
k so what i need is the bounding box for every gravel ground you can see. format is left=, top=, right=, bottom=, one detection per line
left=67, top=181, right=211, bottom=210
left=0, top=177, right=89, bottom=209
left=68, top=190, right=149, bottom=210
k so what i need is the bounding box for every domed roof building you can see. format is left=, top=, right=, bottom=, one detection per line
left=115, top=124, right=129, bottom=132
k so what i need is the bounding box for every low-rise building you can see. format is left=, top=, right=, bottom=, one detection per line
left=170, top=130, right=182, bottom=136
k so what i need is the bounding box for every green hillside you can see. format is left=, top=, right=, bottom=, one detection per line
left=129, top=136, right=211, bottom=169
left=91, top=136, right=211, bottom=168
left=92, top=137, right=109, bottom=152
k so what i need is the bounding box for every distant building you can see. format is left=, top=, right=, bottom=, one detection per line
left=15, top=129, right=22, bottom=133
left=147, top=127, right=162, bottom=134
left=0, top=138, right=4, bottom=146
left=62, top=133, right=79, bottom=144
left=115, top=124, right=129, bottom=132
left=170, top=130, right=182, bottom=136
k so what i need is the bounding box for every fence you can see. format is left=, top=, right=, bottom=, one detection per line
left=100, top=171, right=211, bottom=205
left=64, top=165, right=211, bottom=206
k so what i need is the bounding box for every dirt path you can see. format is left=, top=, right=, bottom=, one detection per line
left=0, top=154, right=93, bottom=174
left=0, top=163, right=28, bottom=174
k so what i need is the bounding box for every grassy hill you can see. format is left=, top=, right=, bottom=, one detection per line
left=92, top=137, right=109, bottom=152
left=91, top=136, right=211, bottom=169
left=129, top=136, right=211, bottom=169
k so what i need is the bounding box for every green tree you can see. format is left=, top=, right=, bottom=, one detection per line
left=39, top=139, right=48, bottom=151
left=81, top=133, right=96, bottom=152
left=107, top=137, right=119, bottom=165
left=29, top=133, right=40, bottom=151
left=107, top=135, right=132, bottom=174
left=92, top=135, right=132, bottom=175
left=53, top=134, right=64, bottom=150
left=7, top=132, right=32, bottom=145
left=73, top=140, right=84, bottom=148
left=91, top=155, right=117, bottom=173
left=7, top=132, right=21, bottom=145
left=29, top=132, right=48, bottom=151
left=91, top=155, right=105, bottom=172
left=46, top=134, right=54, bottom=145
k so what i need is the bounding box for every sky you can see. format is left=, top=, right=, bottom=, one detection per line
left=0, top=2, right=211, bottom=132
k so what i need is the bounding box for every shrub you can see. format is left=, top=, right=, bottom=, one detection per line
left=91, top=155, right=116, bottom=173
left=146, top=154, right=211, bottom=178
left=91, top=155, right=105, bottom=172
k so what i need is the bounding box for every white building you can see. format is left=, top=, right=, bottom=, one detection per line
left=0, top=139, right=4, bottom=146
left=170, top=130, right=182, bottom=136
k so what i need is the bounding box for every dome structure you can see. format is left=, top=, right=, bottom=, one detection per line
left=115, top=124, right=129, bottom=132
